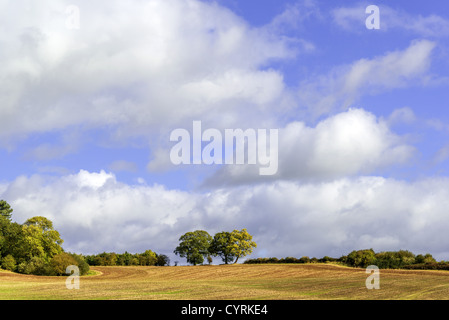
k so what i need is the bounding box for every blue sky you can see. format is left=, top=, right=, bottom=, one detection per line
left=2, top=0, right=449, bottom=262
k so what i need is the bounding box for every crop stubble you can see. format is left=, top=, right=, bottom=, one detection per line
left=1, top=263, right=449, bottom=300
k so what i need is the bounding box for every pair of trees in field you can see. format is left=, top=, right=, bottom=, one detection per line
left=174, top=229, right=257, bottom=265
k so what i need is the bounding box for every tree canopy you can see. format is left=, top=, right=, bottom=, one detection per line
left=228, top=229, right=257, bottom=264
left=209, top=231, right=236, bottom=264
left=0, top=200, right=13, bottom=221
left=174, top=230, right=212, bottom=266
left=0, top=200, right=88, bottom=276
left=20, top=216, right=64, bottom=262
left=175, top=228, right=257, bottom=265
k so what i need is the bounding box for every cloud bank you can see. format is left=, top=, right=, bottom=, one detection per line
left=3, top=170, right=449, bottom=261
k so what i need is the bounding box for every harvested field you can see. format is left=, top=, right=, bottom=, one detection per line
left=1, top=263, right=449, bottom=300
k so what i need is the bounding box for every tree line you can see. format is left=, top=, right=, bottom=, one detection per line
left=244, top=248, right=449, bottom=270
left=342, top=248, right=449, bottom=270
left=84, top=251, right=170, bottom=266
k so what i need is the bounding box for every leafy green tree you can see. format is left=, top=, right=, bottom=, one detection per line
left=85, top=254, right=104, bottom=266
left=1, top=254, right=16, bottom=271
left=415, top=254, right=425, bottom=264
left=23, top=216, right=64, bottom=259
left=281, top=257, right=299, bottom=263
left=18, top=225, right=46, bottom=260
left=18, top=216, right=64, bottom=263
left=229, top=229, right=257, bottom=264
left=415, top=253, right=436, bottom=264
left=0, top=200, right=13, bottom=221
left=374, top=250, right=415, bottom=269
left=49, top=252, right=79, bottom=276
left=209, top=231, right=236, bottom=264
left=138, top=250, right=157, bottom=266
left=0, top=216, right=10, bottom=258
left=0, top=202, right=73, bottom=276
left=299, top=256, right=310, bottom=263
left=320, top=256, right=333, bottom=263
left=174, top=230, right=212, bottom=265
left=156, top=254, right=170, bottom=266
left=345, top=249, right=376, bottom=268
left=423, top=253, right=436, bottom=264
left=0, top=200, right=14, bottom=259
left=69, top=253, right=90, bottom=275
left=17, top=256, right=49, bottom=275
left=47, top=252, right=89, bottom=276
left=130, top=257, right=139, bottom=265
left=117, top=251, right=133, bottom=266
left=92, top=252, right=118, bottom=266
left=397, top=250, right=416, bottom=266
left=1, top=222, right=23, bottom=262
left=105, top=252, right=118, bottom=266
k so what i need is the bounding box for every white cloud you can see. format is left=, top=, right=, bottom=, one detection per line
left=3, top=170, right=449, bottom=261
left=147, top=147, right=178, bottom=173
left=297, top=40, right=436, bottom=117
left=2, top=170, right=199, bottom=256
left=203, top=108, right=414, bottom=186
left=0, top=0, right=297, bottom=145
left=290, top=109, right=413, bottom=177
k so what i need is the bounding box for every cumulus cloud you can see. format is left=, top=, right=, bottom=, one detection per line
left=0, top=0, right=299, bottom=145
left=3, top=170, right=449, bottom=261
left=203, top=108, right=414, bottom=186
left=2, top=170, right=199, bottom=256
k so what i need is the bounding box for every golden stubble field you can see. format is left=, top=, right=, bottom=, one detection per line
left=1, top=263, right=449, bottom=300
